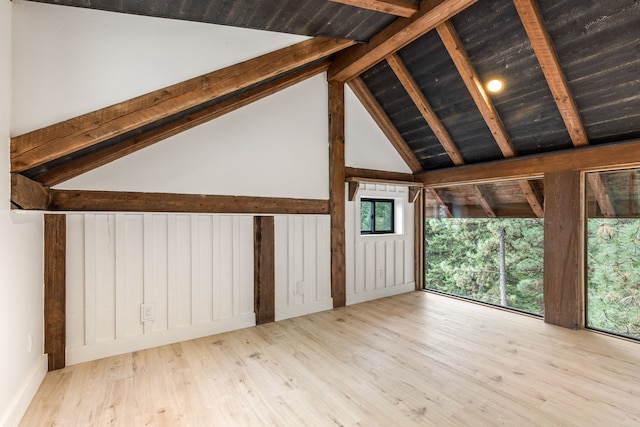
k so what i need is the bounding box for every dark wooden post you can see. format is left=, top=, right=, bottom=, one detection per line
left=44, top=214, right=66, bottom=370
left=329, top=80, right=346, bottom=307
left=254, top=216, right=275, bottom=324
left=543, top=170, right=584, bottom=329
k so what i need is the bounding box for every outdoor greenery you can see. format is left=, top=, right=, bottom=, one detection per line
left=587, top=218, right=640, bottom=339
left=424, top=217, right=640, bottom=339
left=424, top=218, right=544, bottom=315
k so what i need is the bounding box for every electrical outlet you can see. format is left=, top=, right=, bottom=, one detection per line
left=140, top=303, right=155, bottom=322
left=296, top=281, right=305, bottom=295
left=378, top=269, right=385, bottom=281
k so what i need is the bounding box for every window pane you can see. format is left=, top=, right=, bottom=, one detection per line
left=423, top=179, right=545, bottom=316
left=374, top=200, right=393, bottom=232
left=424, top=218, right=544, bottom=315
left=360, top=201, right=372, bottom=233
left=586, top=169, right=640, bottom=340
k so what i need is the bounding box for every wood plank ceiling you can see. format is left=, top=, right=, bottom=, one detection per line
left=12, top=0, right=640, bottom=218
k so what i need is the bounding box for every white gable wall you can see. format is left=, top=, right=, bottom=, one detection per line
left=7, top=0, right=417, bottom=410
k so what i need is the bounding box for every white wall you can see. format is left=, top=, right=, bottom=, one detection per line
left=345, top=184, right=415, bottom=305
left=7, top=3, right=416, bottom=415
left=345, top=85, right=412, bottom=174
left=0, top=3, right=47, bottom=427
left=66, top=213, right=332, bottom=363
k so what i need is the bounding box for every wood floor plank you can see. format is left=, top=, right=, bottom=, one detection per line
left=21, top=292, right=640, bottom=426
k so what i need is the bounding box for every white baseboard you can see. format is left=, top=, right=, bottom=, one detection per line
left=0, top=353, right=47, bottom=427
left=67, top=313, right=256, bottom=365
left=346, top=282, right=415, bottom=305
left=275, top=298, right=334, bottom=321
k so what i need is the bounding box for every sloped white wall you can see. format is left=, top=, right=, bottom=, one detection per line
left=345, top=184, right=415, bottom=305
left=0, top=3, right=46, bottom=427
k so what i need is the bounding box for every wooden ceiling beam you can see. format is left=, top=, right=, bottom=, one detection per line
left=328, top=0, right=477, bottom=82
left=345, top=167, right=415, bottom=182
left=386, top=53, right=504, bottom=217
left=347, top=77, right=423, bottom=172
left=437, top=20, right=546, bottom=217
left=436, top=20, right=515, bottom=158
left=416, top=139, right=640, bottom=188
left=426, top=188, right=453, bottom=217
left=514, top=0, right=614, bottom=218
left=329, top=0, right=419, bottom=17
left=586, top=173, right=616, bottom=218
left=513, top=0, right=588, bottom=148
left=517, top=180, right=544, bottom=218
left=11, top=173, right=51, bottom=210
left=36, top=60, right=332, bottom=187
left=47, top=190, right=329, bottom=215
left=11, top=37, right=354, bottom=173
left=386, top=53, right=464, bottom=164
left=472, top=185, right=496, bottom=217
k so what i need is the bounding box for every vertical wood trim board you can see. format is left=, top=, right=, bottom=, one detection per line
left=44, top=214, right=66, bottom=371
left=345, top=184, right=416, bottom=305
left=329, top=80, right=347, bottom=307
left=543, top=170, right=585, bottom=329
left=254, top=216, right=275, bottom=324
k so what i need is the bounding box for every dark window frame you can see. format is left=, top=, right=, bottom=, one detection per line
left=360, top=198, right=395, bottom=235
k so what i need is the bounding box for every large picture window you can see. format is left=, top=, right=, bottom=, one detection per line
left=360, top=198, right=394, bottom=235
left=586, top=169, right=640, bottom=340
left=423, top=180, right=544, bottom=316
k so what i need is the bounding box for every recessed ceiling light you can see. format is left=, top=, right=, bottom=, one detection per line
left=486, top=79, right=504, bottom=93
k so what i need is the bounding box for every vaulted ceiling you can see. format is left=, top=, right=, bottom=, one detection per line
left=11, top=0, right=640, bottom=217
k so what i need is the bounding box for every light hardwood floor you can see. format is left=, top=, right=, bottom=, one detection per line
left=21, top=291, right=640, bottom=426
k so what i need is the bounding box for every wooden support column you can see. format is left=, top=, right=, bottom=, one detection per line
left=44, top=214, right=66, bottom=370
left=329, top=80, right=346, bottom=307
left=254, top=216, right=275, bottom=324
left=543, top=170, right=584, bottom=329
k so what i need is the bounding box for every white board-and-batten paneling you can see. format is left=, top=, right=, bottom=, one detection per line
left=274, top=215, right=333, bottom=321
left=66, top=213, right=333, bottom=364
left=345, top=184, right=415, bottom=305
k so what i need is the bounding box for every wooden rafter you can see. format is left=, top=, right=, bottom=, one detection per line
left=328, top=0, right=477, bottom=82
left=416, top=139, right=640, bottom=188
left=586, top=173, right=616, bottom=218
left=436, top=20, right=543, bottom=217
left=426, top=188, right=453, bottom=217
left=36, top=60, right=332, bottom=187
left=513, top=0, right=615, bottom=218
left=436, top=21, right=515, bottom=158
left=513, top=0, right=588, bottom=148
left=386, top=54, right=464, bottom=165
left=329, top=0, right=418, bottom=17
left=11, top=37, right=354, bottom=174
left=347, top=77, right=423, bottom=172
left=387, top=53, right=502, bottom=217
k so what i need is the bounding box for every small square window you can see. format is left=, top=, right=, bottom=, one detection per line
left=360, top=198, right=394, bottom=234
